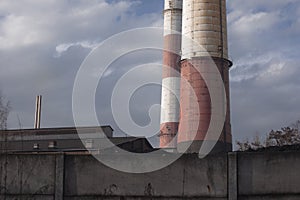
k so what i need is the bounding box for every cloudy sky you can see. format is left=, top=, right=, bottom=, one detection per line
left=0, top=0, right=299, bottom=148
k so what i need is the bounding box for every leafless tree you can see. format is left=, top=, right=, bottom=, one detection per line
left=291, top=120, right=300, bottom=134
left=0, top=92, right=11, bottom=130
left=236, top=138, right=251, bottom=151
left=237, top=120, right=300, bottom=151
left=236, top=133, right=263, bottom=151
left=266, top=127, right=300, bottom=147
left=251, top=134, right=264, bottom=149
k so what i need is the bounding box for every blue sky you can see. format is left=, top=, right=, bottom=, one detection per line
left=0, top=0, right=300, bottom=148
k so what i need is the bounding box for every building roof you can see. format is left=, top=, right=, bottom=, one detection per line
left=0, top=126, right=154, bottom=154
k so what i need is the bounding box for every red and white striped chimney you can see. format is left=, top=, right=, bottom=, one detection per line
left=159, top=0, right=183, bottom=148
left=177, top=0, right=232, bottom=153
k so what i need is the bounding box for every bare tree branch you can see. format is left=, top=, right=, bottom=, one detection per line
left=237, top=120, right=300, bottom=151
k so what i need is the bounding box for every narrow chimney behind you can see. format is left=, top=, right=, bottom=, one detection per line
left=34, top=95, right=42, bottom=129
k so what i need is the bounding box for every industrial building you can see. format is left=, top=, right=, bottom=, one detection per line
left=0, top=126, right=154, bottom=154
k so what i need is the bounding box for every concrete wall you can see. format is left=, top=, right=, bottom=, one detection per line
left=237, top=152, right=300, bottom=200
left=0, top=151, right=300, bottom=199
left=64, top=154, right=227, bottom=199
left=0, top=154, right=56, bottom=200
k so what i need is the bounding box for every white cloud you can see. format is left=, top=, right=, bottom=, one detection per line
left=0, top=14, right=49, bottom=48
left=231, top=12, right=278, bottom=36
left=258, top=62, right=285, bottom=79
left=0, top=0, right=160, bottom=50
left=55, top=41, right=99, bottom=57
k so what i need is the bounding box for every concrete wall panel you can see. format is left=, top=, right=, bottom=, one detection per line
left=0, top=195, right=53, bottom=200
left=64, top=154, right=227, bottom=198
left=0, top=154, right=55, bottom=196
left=238, top=152, right=300, bottom=196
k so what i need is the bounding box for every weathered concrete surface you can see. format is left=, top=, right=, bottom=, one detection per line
left=55, top=154, right=65, bottom=200
left=0, top=151, right=300, bottom=199
left=0, top=154, right=55, bottom=196
left=64, top=153, right=227, bottom=198
left=0, top=194, right=53, bottom=200
left=228, top=153, right=237, bottom=200
left=238, top=151, right=300, bottom=197
left=238, top=195, right=300, bottom=200
left=64, top=198, right=226, bottom=200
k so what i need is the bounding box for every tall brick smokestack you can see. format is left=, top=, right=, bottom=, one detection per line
left=177, top=0, right=232, bottom=153
left=159, top=0, right=183, bottom=148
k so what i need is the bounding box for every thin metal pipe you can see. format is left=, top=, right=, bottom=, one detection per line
left=34, top=95, right=42, bottom=129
